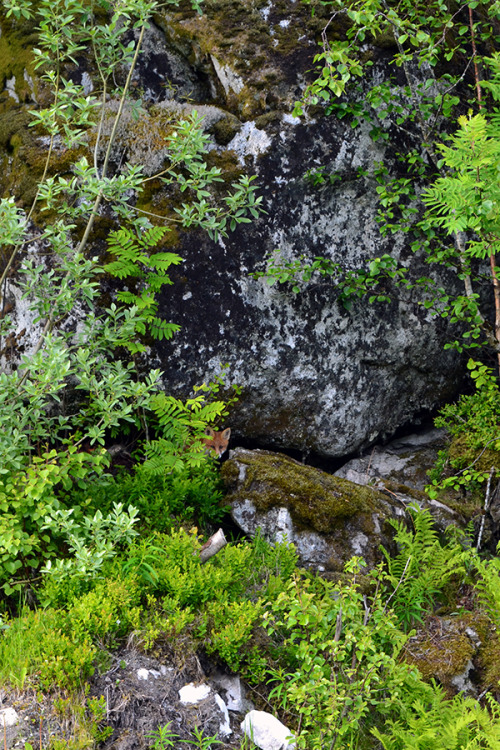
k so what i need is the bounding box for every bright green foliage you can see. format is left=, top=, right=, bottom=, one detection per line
left=69, top=459, right=227, bottom=532
left=40, top=502, right=140, bottom=594
left=203, top=597, right=263, bottom=671
left=423, top=105, right=500, bottom=240
left=0, top=575, right=141, bottom=690
left=143, top=528, right=296, bottom=608
left=0, top=0, right=261, bottom=596
left=105, top=226, right=183, bottom=348
left=0, top=532, right=297, bottom=692
left=373, top=689, right=500, bottom=749
left=429, top=360, right=500, bottom=497
left=144, top=374, right=240, bottom=473
left=380, top=506, right=469, bottom=630
left=146, top=722, right=223, bottom=750
left=474, top=548, right=500, bottom=629
left=147, top=722, right=179, bottom=750
left=257, top=249, right=410, bottom=308
left=37, top=462, right=227, bottom=606
left=162, top=113, right=263, bottom=241
left=263, top=558, right=420, bottom=750
left=133, top=529, right=297, bottom=670
left=295, top=0, right=492, bottom=129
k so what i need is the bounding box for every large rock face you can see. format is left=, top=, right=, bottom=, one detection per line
left=0, top=2, right=465, bottom=458
left=148, top=3, right=464, bottom=458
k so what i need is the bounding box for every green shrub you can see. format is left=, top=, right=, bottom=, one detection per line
left=0, top=608, right=96, bottom=692
left=67, top=576, right=142, bottom=644
left=428, top=360, right=500, bottom=498
left=134, top=530, right=297, bottom=670
left=0, top=0, right=258, bottom=600
left=203, top=598, right=263, bottom=671
left=263, top=558, right=420, bottom=750
left=0, top=573, right=142, bottom=690
left=68, top=460, right=227, bottom=533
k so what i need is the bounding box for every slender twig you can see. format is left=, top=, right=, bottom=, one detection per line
left=76, top=22, right=148, bottom=258
left=477, top=466, right=495, bottom=551
left=334, top=606, right=342, bottom=642
left=382, top=555, right=412, bottom=616
left=469, top=4, right=482, bottom=110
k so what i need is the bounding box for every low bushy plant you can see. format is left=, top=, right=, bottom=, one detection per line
left=373, top=687, right=500, bottom=749
left=67, top=459, right=227, bottom=534
left=428, top=360, right=500, bottom=499
left=0, top=607, right=97, bottom=692
left=263, top=558, right=421, bottom=750
left=132, top=530, right=297, bottom=669
left=0, top=573, right=142, bottom=690
left=0, top=0, right=257, bottom=600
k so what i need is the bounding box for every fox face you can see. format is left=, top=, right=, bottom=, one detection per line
left=202, top=427, right=231, bottom=458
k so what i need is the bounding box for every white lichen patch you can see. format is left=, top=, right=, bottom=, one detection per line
left=226, top=121, right=272, bottom=164
left=5, top=75, right=18, bottom=102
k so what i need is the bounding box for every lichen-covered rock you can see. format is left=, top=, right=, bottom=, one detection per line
left=335, top=428, right=446, bottom=490
left=0, top=4, right=467, bottom=459
left=221, top=447, right=406, bottom=570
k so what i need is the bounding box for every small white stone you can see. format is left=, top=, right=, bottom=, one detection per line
left=215, top=693, right=232, bottom=736
left=179, top=682, right=211, bottom=705
left=0, top=708, right=19, bottom=727
left=241, top=710, right=295, bottom=750
left=137, top=668, right=150, bottom=681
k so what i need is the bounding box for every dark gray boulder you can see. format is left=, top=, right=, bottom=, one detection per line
left=0, top=4, right=466, bottom=458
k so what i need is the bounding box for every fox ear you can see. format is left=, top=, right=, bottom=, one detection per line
left=205, top=427, right=215, bottom=437
left=221, top=428, right=231, bottom=440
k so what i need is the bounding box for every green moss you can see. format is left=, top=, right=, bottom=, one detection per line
left=254, top=111, right=281, bottom=130
left=403, top=613, right=488, bottom=695
left=221, top=449, right=390, bottom=534
left=156, top=0, right=335, bottom=116
left=449, top=434, right=500, bottom=475
left=479, top=630, right=500, bottom=690
left=208, top=114, right=242, bottom=145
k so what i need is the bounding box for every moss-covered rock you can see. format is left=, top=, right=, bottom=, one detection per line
left=403, top=613, right=490, bottom=698
left=479, top=630, right=500, bottom=696
left=154, top=0, right=334, bottom=117
left=221, top=447, right=400, bottom=571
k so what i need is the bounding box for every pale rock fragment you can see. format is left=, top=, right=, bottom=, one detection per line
left=178, top=682, right=211, bottom=705
left=241, top=710, right=295, bottom=750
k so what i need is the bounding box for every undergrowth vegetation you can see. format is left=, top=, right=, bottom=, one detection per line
left=3, top=0, right=500, bottom=749
left=5, top=499, right=500, bottom=748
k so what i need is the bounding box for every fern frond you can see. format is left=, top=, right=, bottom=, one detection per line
left=381, top=506, right=469, bottom=629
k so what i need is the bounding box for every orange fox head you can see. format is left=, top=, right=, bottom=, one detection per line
left=202, top=427, right=231, bottom=458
